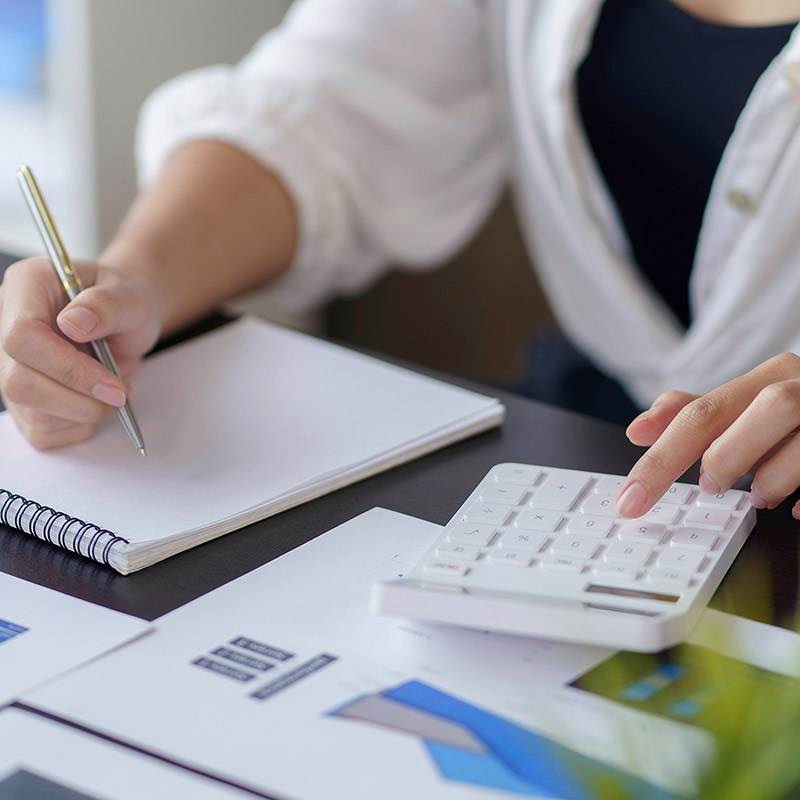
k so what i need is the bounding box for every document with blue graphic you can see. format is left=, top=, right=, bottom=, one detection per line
left=0, top=572, right=150, bottom=704
left=0, top=708, right=255, bottom=800
left=20, top=509, right=800, bottom=800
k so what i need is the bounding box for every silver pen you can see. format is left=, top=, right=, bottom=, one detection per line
left=16, top=165, right=146, bottom=456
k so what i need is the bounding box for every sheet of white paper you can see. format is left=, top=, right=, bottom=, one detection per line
left=0, top=708, right=255, bottom=800
left=17, top=509, right=687, bottom=799
left=0, top=317, right=502, bottom=549
left=0, top=572, right=150, bottom=704
left=22, top=508, right=800, bottom=799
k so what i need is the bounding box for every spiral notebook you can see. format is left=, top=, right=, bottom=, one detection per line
left=0, top=316, right=504, bottom=574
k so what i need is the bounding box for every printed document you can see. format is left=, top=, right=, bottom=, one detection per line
left=24, top=509, right=792, bottom=798
left=0, top=708, right=255, bottom=800
left=0, top=572, right=149, bottom=703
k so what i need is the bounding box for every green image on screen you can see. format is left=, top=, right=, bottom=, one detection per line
left=569, top=643, right=797, bottom=736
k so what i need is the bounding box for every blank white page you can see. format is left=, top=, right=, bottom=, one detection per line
left=0, top=317, right=501, bottom=546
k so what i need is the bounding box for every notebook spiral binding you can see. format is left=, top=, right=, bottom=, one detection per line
left=0, top=489, right=129, bottom=567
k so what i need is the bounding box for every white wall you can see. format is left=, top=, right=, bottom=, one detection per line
left=0, top=0, right=292, bottom=258
left=84, top=0, right=294, bottom=252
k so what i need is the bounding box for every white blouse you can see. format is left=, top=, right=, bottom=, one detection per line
left=136, top=0, right=800, bottom=407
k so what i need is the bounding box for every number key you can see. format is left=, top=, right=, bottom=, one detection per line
left=567, top=515, right=613, bottom=538
left=657, top=549, right=705, bottom=573
left=604, top=541, right=653, bottom=566
left=618, top=521, right=666, bottom=545
left=580, top=494, right=619, bottom=517
left=683, top=508, right=730, bottom=530
left=551, top=535, right=599, bottom=559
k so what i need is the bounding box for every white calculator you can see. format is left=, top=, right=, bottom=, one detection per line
left=370, top=463, right=756, bottom=652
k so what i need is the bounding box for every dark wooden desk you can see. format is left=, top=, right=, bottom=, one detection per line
left=0, top=250, right=797, bottom=629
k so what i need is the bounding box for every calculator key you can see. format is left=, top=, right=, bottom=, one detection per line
left=593, top=563, right=640, bottom=582
left=480, top=483, right=528, bottom=506
left=594, top=475, right=624, bottom=495
left=696, top=491, right=742, bottom=511
left=496, top=465, right=541, bottom=486
left=657, top=549, right=705, bottom=573
left=532, top=471, right=590, bottom=511
left=436, top=543, right=481, bottom=561
left=417, top=582, right=465, bottom=594
left=515, top=508, right=562, bottom=532
left=604, top=541, right=653, bottom=566
left=488, top=549, right=533, bottom=567
left=424, top=560, right=469, bottom=576
left=580, top=494, right=619, bottom=517
left=551, top=535, right=599, bottom=559
left=498, top=530, right=548, bottom=552
left=683, top=508, right=731, bottom=530
left=647, top=569, right=692, bottom=589
left=641, top=503, right=680, bottom=524
left=464, top=503, right=512, bottom=526
left=541, top=555, right=586, bottom=573
left=670, top=529, right=717, bottom=551
left=661, top=484, right=693, bottom=504
left=618, top=521, right=666, bottom=545
left=566, top=515, right=613, bottom=538
left=447, top=523, right=496, bottom=546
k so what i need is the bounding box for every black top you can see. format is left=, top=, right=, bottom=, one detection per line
left=577, top=0, right=795, bottom=327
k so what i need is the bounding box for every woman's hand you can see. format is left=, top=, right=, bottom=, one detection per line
left=616, top=353, right=800, bottom=519
left=0, top=257, right=163, bottom=450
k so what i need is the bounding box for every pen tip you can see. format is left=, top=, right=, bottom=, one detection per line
left=138, top=447, right=147, bottom=458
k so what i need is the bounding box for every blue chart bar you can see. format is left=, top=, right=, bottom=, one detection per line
left=0, top=618, right=27, bottom=644
left=331, top=680, right=674, bottom=799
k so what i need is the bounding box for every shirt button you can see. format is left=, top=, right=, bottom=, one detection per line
left=728, top=189, right=754, bottom=211
left=783, top=62, right=800, bottom=88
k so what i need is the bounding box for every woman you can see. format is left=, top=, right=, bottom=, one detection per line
left=1, top=0, right=799, bottom=520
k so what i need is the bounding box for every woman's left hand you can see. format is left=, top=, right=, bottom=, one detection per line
left=615, top=353, right=800, bottom=519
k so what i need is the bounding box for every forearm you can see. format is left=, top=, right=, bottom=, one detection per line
left=101, top=140, right=298, bottom=335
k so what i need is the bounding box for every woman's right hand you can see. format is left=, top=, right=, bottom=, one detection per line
left=0, top=257, right=163, bottom=450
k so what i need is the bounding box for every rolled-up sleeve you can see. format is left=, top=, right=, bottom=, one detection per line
left=135, top=0, right=505, bottom=311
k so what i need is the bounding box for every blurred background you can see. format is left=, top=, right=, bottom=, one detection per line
left=0, top=0, right=552, bottom=387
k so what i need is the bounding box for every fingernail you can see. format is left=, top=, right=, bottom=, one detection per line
left=699, top=473, right=725, bottom=495
left=92, top=381, right=126, bottom=407
left=59, top=307, right=98, bottom=336
left=749, top=488, right=767, bottom=510
left=793, top=506, right=800, bottom=521
left=629, top=410, right=651, bottom=426
left=616, top=481, right=648, bottom=518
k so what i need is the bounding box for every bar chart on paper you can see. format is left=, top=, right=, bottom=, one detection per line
left=329, top=680, right=674, bottom=799
left=0, top=618, right=27, bottom=644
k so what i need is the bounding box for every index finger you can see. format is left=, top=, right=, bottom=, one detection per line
left=0, top=257, right=71, bottom=322
left=615, top=354, right=800, bottom=517
left=0, top=260, right=126, bottom=398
